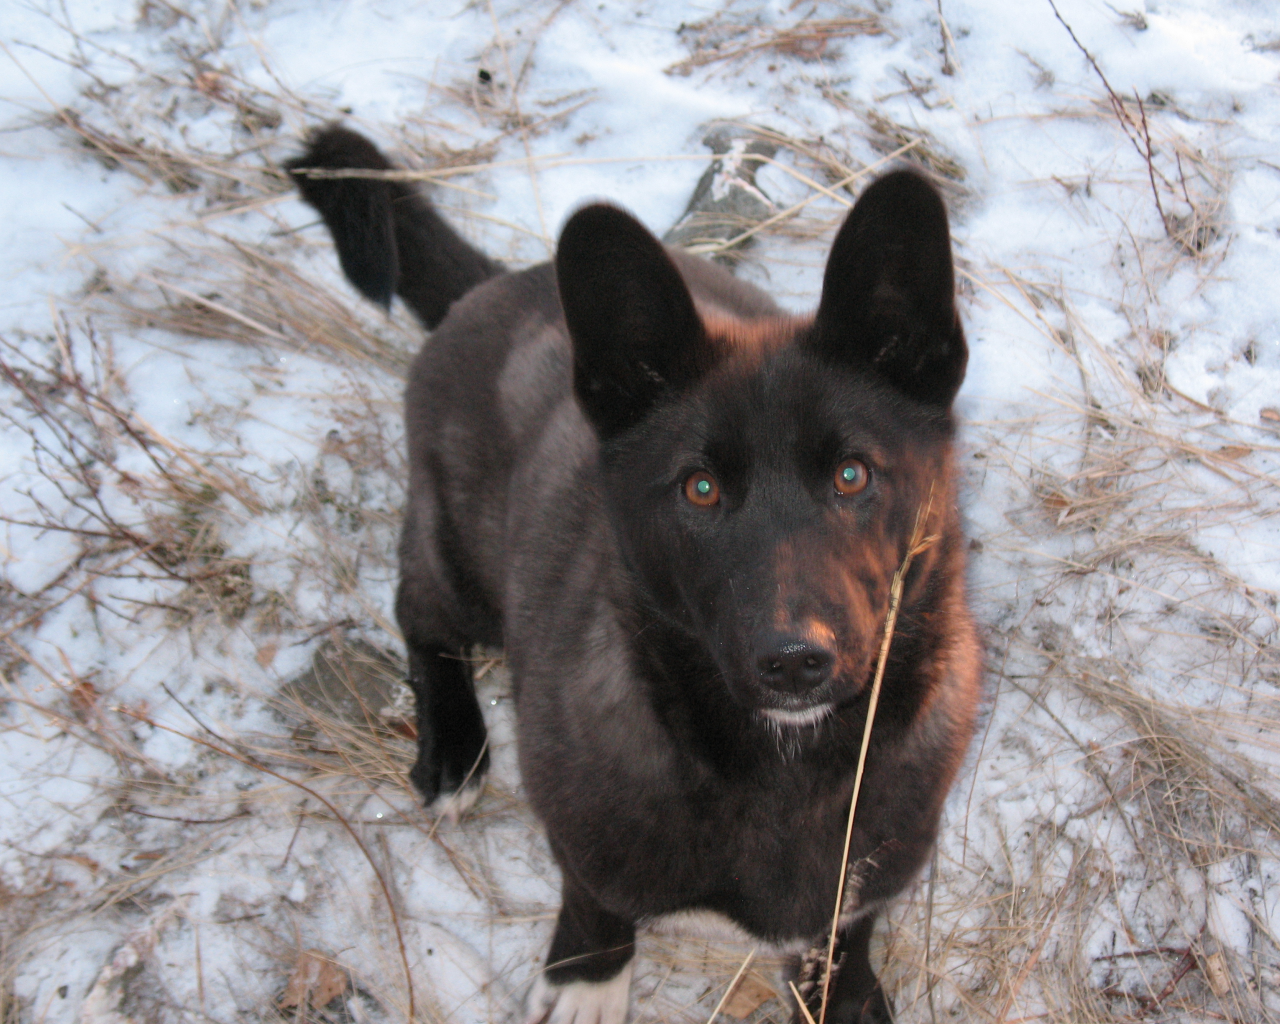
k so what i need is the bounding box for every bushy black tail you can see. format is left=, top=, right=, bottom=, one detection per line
left=286, top=126, right=503, bottom=331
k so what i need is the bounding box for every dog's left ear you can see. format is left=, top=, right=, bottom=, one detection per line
left=811, top=170, right=967, bottom=407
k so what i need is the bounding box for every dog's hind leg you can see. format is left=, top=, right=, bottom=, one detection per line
left=526, top=871, right=635, bottom=1024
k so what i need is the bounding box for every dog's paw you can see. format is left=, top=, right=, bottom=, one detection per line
left=523, top=963, right=632, bottom=1024
left=409, top=739, right=489, bottom=818
left=822, top=986, right=894, bottom=1024
left=430, top=774, right=485, bottom=823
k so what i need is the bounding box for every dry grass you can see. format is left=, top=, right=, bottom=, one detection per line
left=667, top=14, right=887, bottom=77
left=889, top=242, right=1280, bottom=1020
left=2, top=2, right=1278, bottom=1024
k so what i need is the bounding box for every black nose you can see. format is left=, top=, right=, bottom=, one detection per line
left=754, top=631, right=834, bottom=693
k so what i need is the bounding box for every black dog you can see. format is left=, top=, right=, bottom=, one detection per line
left=289, top=126, right=981, bottom=1024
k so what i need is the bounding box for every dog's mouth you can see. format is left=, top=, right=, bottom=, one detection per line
left=757, top=704, right=834, bottom=729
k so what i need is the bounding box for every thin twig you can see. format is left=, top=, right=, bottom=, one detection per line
left=791, top=981, right=819, bottom=1024
left=937, top=0, right=958, bottom=75
left=706, top=947, right=757, bottom=1024
left=1045, top=0, right=1172, bottom=238
left=1134, top=90, right=1168, bottom=230
left=819, top=487, right=940, bottom=1024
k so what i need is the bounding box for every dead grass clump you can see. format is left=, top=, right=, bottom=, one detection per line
left=0, top=328, right=267, bottom=632
left=188, top=68, right=283, bottom=134
left=786, top=94, right=969, bottom=201
left=0, top=884, right=39, bottom=1024
left=1154, top=134, right=1228, bottom=256
left=668, top=14, right=886, bottom=76
left=881, top=643, right=1280, bottom=1022
left=271, top=636, right=415, bottom=792
left=56, top=109, right=203, bottom=193
left=859, top=110, right=966, bottom=185
left=109, top=239, right=418, bottom=377
left=1082, top=669, right=1280, bottom=854
left=400, top=133, right=501, bottom=174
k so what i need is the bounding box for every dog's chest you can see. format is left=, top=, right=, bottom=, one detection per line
left=583, top=760, right=856, bottom=938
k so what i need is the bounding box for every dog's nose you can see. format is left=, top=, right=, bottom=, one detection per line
left=754, top=631, right=834, bottom=693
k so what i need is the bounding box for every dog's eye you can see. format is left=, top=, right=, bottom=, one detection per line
left=834, top=459, right=869, bottom=495
left=684, top=471, right=720, bottom=507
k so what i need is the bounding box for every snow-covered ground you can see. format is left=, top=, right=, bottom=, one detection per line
left=2, top=1, right=1279, bottom=1022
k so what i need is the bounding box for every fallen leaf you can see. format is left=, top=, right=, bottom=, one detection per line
left=193, top=71, right=228, bottom=100
left=1216, top=445, right=1253, bottom=460
left=60, top=853, right=100, bottom=873
left=70, top=680, right=100, bottom=717
left=279, top=949, right=348, bottom=1011
left=256, top=643, right=279, bottom=667
left=1261, top=407, right=1280, bottom=423
left=384, top=717, right=417, bottom=740
left=724, top=971, right=778, bottom=1018
left=133, top=850, right=167, bottom=861
left=1203, top=950, right=1230, bottom=997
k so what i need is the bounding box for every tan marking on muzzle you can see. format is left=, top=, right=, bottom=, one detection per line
left=770, top=538, right=802, bottom=629
left=769, top=541, right=843, bottom=645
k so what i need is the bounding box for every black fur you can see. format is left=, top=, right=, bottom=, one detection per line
left=285, top=126, right=502, bottom=329
left=292, top=126, right=982, bottom=1024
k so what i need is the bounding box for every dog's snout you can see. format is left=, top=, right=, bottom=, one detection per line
left=754, top=630, right=834, bottom=693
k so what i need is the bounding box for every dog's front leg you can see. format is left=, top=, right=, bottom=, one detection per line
left=404, top=643, right=489, bottom=819
left=525, top=871, right=635, bottom=1024
left=795, top=913, right=893, bottom=1024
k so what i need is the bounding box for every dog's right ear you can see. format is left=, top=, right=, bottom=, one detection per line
left=557, top=205, right=713, bottom=439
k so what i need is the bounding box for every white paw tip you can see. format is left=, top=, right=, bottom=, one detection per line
left=432, top=775, right=485, bottom=823
left=523, top=963, right=633, bottom=1024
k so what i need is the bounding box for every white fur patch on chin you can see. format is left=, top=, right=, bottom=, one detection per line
left=523, top=963, right=633, bottom=1024
left=430, top=775, right=485, bottom=824
left=759, top=704, right=833, bottom=728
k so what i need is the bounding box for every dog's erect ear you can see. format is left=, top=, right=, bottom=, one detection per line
left=811, top=170, right=966, bottom=407
left=557, top=205, right=713, bottom=439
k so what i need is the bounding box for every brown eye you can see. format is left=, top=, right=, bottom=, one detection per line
left=684, top=471, right=720, bottom=507
left=834, top=459, right=869, bottom=495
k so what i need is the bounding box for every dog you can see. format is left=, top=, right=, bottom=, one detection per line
left=289, top=125, right=981, bottom=1024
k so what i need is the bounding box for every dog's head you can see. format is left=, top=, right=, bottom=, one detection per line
left=556, top=171, right=966, bottom=727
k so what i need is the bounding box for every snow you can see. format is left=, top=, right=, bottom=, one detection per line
left=3, top=0, right=1280, bottom=1022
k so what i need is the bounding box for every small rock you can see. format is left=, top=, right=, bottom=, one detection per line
left=663, top=124, right=778, bottom=260
left=277, top=637, right=405, bottom=733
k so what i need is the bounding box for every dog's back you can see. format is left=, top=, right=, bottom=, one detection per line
left=292, top=127, right=981, bottom=1024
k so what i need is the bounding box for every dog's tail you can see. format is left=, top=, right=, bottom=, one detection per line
left=286, top=125, right=503, bottom=330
